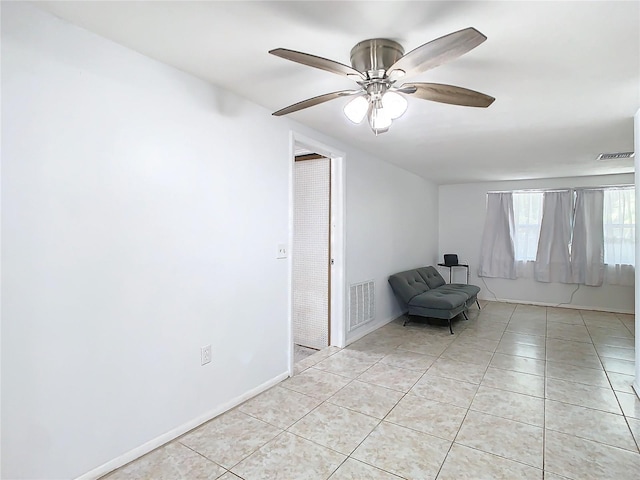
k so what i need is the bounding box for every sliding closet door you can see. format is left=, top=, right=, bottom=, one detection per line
left=292, top=157, right=330, bottom=350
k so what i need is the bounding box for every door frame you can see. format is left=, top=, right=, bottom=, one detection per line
left=288, top=131, right=346, bottom=376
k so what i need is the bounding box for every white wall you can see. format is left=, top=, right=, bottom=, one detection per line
left=439, top=174, right=635, bottom=313
left=0, top=4, right=438, bottom=478
left=345, top=154, right=439, bottom=342
left=634, top=108, right=639, bottom=396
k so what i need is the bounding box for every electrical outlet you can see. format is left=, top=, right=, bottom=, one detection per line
left=277, top=244, right=288, bottom=259
left=201, top=345, right=212, bottom=366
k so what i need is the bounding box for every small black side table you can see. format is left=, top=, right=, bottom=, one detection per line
left=437, top=263, right=470, bottom=284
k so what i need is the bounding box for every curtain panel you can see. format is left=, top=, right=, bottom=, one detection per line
left=571, top=189, right=605, bottom=286
left=534, top=191, right=573, bottom=283
left=478, top=193, right=516, bottom=279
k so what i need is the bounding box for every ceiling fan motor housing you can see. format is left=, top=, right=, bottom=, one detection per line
left=350, top=39, right=404, bottom=79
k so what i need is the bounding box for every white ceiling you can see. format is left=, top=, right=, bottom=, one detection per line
left=34, top=1, right=639, bottom=184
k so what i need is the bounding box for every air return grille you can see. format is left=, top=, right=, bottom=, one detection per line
left=349, top=280, right=375, bottom=331
left=596, top=152, right=635, bottom=161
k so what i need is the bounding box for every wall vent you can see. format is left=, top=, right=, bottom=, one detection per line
left=596, top=152, right=635, bottom=161
left=349, top=280, right=375, bottom=332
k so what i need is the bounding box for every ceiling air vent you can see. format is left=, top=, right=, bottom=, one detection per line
left=596, top=152, right=635, bottom=161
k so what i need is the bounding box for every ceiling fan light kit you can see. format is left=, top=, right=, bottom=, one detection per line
left=270, top=28, right=495, bottom=135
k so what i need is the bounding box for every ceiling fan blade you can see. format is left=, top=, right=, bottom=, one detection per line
left=388, top=28, right=486, bottom=79
left=269, top=48, right=365, bottom=80
left=273, top=90, right=362, bottom=116
left=402, top=83, right=495, bottom=107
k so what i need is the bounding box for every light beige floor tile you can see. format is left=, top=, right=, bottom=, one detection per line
left=470, top=386, right=544, bottom=426
left=455, top=410, right=543, bottom=468
left=179, top=410, right=281, bottom=469
left=505, top=321, right=546, bottom=336
left=437, top=443, right=543, bottom=480
left=397, top=340, right=450, bottom=357
left=449, top=335, right=500, bottom=352
left=217, top=473, right=242, bottom=480
left=607, top=372, right=636, bottom=393
left=385, top=393, right=467, bottom=441
left=458, top=323, right=507, bottom=340
left=627, top=417, right=640, bottom=446
left=357, top=362, right=423, bottom=392
left=587, top=323, right=633, bottom=338
left=545, top=339, right=601, bottom=369
left=495, top=341, right=546, bottom=360
left=500, top=332, right=546, bottom=347
left=542, top=474, right=573, bottom=480
left=545, top=377, right=621, bottom=414
left=294, top=347, right=326, bottom=374
left=544, top=430, right=640, bottom=480
left=231, top=432, right=346, bottom=480
left=410, top=374, right=479, bottom=408
left=313, top=350, right=379, bottom=378
left=481, top=367, right=544, bottom=397
left=547, top=308, right=584, bottom=325
left=288, top=402, right=378, bottom=455
left=616, top=391, right=640, bottom=419
left=103, top=442, right=226, bottom=480
left=546, top=323, right=592, bottom=343
left=545, top=400, right=637, bottom=451
left=591, top=334, right=635, bottom=349
left=327, top=380, right=403, bottom=419
left=545, top=361, right=610, bottom=388
left=427, top=357, right=487, bottom=384
left=352, top=421, right=450, bottom=480
left=339, top=346, right=388, bottom=363
left=380, top=350, right=437, bottom=372
left=328, top=458, right=403, bottom=480
left=580, top=310, right=621, bottom=324
left=238, top=386, right=322, bottom=429
left=600, top=357, right=635, bottom=375
left=596, top=344, right=635, bottom=362
left=440, top=345, right=494, bottom=368
left=281, top=367, right=351, bottom=400
left=547, top=337, right=597, bottom=354
left=480, top=301, right=517, bottom=319
left=489, top=353, right=545, bottom=376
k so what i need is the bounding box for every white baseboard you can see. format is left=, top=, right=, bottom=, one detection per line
left=478, top=296, right=634, bottom=314
left=75, top=371, right=290, bottom=480
left=345, top=313, right=399, bottom=346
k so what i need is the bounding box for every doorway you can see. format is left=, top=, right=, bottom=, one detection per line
left=289, top=133, right=345, bottom=373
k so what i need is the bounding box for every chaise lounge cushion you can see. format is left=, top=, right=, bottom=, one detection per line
left=387, top=268, right=432, bottom=305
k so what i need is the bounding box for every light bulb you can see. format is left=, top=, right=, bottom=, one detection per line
left=368, top=101, right=392, bottom=134
left=382, top=91, right=408, bottom=119
left=343, top=95, right=369, bottom=124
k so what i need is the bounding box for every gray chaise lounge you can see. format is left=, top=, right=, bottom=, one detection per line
left=388, top=266, right=481, bottom=334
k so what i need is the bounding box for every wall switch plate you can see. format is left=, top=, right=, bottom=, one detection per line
left=277, top=244, right=288, bottom=259
left=201, top=345, right=212, bottom=365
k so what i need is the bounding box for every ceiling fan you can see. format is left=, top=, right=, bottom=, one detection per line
left=269, top=27, right=495, bottom=135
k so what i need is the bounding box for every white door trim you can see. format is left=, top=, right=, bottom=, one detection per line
left=288, top=131, right=346, bottom=376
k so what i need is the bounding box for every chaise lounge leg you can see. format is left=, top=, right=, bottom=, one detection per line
left=462, top=311, right=469, bottom=321
left=476, top=299, right=481, bottom=309
left=449, top=318, right=454, bottom=335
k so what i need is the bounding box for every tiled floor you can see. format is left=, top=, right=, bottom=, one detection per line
left=294, top=344, right=319, bottom=364
left=103, top=302, right=639, bottom=480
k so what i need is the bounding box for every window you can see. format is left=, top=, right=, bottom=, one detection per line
left=479, top=185, right=635, bottom=285
left=603, top=187, right=635, bottom=266
left=512, top=192, right=543, bottom=261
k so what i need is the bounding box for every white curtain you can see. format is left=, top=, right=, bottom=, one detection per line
left=479, top=192, right=516, bottom=279
left=534, top=191, right=572, bottom=283
left=513, top=192, right=543, bottom=278
left=571, top=189, right=604, bottom=286
left=603, top=187, right=635, bottom=286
